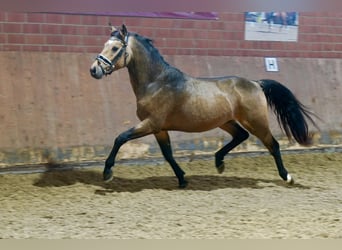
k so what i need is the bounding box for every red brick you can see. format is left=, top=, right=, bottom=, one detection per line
left=0, top=33, right=7, bottom=43
left=83, top=36, right=106, bottom=46
left=46, top=35, right=63, bottom=45
left=41, top=46, right=50, bottom=52
left=282, top=44, right=293, bottom=52
left=157, top=19, right=174, bottom=29
left=3, top=23, right=22, bottom=33
left=96, top=16, right=110, bottom=26
left=0, top=11, right=6, bottom=21
left=155, top=28, right=171, bottom=38
left=22, top=45, right=41, bottom=51
left=81, top=15, right=98, bottom=25
left=86, top=26, right=108, bottom=36
left=86, top=46, right=106, bottom=53
left=224, top=49, right=241, bottom=56
left=23, top=23, right=41, bottom=33
left=176, top=48, right=192, bottom=55
left=300, top=25, right=317, bottom=33
left=300, top=16, right=314, bottom=26
left=164, top=38, right=178, bottom=48
left=60, top=25, right=87, bottom=35
left=331, top=36, right=342, bottom=43
left=179, top=20, right=195, bottom=29
left=1, top=11, right=341, bottom=58
left=67, top=46, right=86, bottom=53
left=63, top=15, right=82, bottom=25
left=190, top=30, right=207, bottom=40
left=225, top=22, right=244, bottom=31
left=270, top=42, right=286, bottom=50
left=7, top=34, right=23, bottom=43
left=160, top=48, right=177, bottom=55
left=48, top=45, right=67, bottom=52
left=210, top=21, right=224, bottom=30
left=25, top=34, right=45, bottom=44
left=7, top=12, right=27, bottom=22
left=27, top=13, right=46, bottom=23
left=2, top=44, right=22, bottom=51
left=134, top=27, right=155, bottom=38
left=46, top=14, right=63, bottom=24
left=194, top=20, right=211, bottom=30
left=322, top=43, right=335, bottom=51
left=334, top=44, right=342, bottom=51
left=41, top=24, right=61, bottom=34
left=299, top=34, right=314, bottom=43
left=128, top=18, right=155, bottom=28
left=207, top=30, right=223, bottom=40
left=311, top=43, right=323, bottom=51
left=63, top=35, right=81, bottom=45
left=207, top=39, right=224, bottom=48
left=195, top=39, right=209, bottom=49
left=178, top=39, right=197, bottom=48
left=3, top=44, right=21, bottom=51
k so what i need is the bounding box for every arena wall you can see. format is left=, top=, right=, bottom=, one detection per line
left=0, top=12, right=341, bottom=166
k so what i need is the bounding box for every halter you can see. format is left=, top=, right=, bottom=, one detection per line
left=96, top=35, right=129, bottom=76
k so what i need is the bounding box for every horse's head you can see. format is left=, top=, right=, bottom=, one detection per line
left=90, top=24, right=132, bottom=79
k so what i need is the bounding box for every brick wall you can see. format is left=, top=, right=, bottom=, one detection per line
left=1, top=11, right=342, bottom=57
left=1, top=11, right=342, bottom=166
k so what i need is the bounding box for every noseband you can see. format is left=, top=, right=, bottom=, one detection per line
left=96, top=36, right=128, bottom=76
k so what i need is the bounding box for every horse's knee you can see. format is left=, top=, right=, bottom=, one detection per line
left=115, top=128, right=134, bottom=146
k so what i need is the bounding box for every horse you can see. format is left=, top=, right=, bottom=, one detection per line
left=90, top=24, right=318, bottom=188
left=264, top=12, right=287, bottom=32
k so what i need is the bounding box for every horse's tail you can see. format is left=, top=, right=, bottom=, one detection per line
left=258, top=79, right=319, bottom=146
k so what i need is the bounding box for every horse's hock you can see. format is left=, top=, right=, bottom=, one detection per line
left=0, top=51, right=341, bottom=167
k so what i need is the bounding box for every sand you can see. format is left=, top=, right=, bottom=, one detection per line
left=0, top=152, right=341, bottom=239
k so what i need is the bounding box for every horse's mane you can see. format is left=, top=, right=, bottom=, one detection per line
left=111, top=30, right=170, bottom=67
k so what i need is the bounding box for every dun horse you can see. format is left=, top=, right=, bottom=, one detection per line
left=90, top=24, right=317, bottom=188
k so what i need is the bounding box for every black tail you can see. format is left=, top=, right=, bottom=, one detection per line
left=259, top=79, right=319, bottom=146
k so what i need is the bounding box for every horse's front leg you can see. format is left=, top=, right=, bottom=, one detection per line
left=154, top=131, right=187, bottom=188
left=103, top=119, right=154, bottom=182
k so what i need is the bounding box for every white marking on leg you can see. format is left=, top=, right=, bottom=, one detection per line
left=286, top=173, right=292, bottom=183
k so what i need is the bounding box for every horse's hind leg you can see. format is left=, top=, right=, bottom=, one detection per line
left=215, top=121, right=249, bottom=174
left=240, top=120, right=294, bottom=184
left=154, top=131, right=188, bottom=188
left=268, top=136, right=294, bottom=184
left=261, top=134, right=293, bottom=184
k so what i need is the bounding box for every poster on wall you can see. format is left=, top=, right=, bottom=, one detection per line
left=244, top=12, right=299, bottom=42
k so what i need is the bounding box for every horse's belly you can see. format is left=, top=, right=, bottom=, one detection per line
left=164, top=98, right=233, bottom=132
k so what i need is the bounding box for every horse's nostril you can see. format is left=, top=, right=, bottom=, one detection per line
left=90, top=67, right=96, bottom=76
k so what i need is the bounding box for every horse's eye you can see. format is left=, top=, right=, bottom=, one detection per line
left=112, top=47, right=119, bottom=52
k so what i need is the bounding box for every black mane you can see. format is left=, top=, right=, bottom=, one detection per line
left=132, top=33, right=170, bottom=67
left=110, top=31, right=169, bottom=67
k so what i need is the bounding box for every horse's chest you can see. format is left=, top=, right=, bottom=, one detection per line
left=135, top=91, right=174, bottom=120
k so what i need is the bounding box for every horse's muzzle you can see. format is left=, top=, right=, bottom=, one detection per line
left=90, top=65, right=103, bottom=79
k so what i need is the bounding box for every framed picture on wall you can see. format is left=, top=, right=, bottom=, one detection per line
left=244, top=12, right=299, bottom=42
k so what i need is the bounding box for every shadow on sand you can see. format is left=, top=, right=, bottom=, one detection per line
left=33, top=167, right=310, bottom=194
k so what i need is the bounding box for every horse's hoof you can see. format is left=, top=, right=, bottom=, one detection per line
left=216, top=162, right=225, bottom=174
left=103, top=169, right=113, bottom=183
left=286, top=174, right=294, bottom=185
left=179, top=180, right=188, bottom=189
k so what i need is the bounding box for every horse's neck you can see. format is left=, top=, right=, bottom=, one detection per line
left=127, top=41, right=169, bottom=97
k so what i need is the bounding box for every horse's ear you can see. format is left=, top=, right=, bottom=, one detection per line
left=108, top=22, right=117, bottom=33
left=120, top=24, right=128, bottom=38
